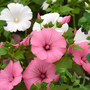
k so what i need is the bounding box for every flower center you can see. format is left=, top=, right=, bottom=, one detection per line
left=40, top=73, right=46, bottom=80
left=81, top=57, right=87, bottom=63
left=44, top=45, right=50, bottom=51
left=14, top=18, right=19, bottom=23
left=9, top=77, right=14, bottom=82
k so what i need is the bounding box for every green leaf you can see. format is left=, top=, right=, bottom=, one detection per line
left=0, top=46, right=8, bottom=55
left=85, top=85, right=90, bottom=89
left=54, top=57, right=72, bottom=70
left=71, top=76, right=76, bottom=82
left=51, top=84, right=70, bottom=90
left=0, top=20, right=6, bottom=26
left=20, top=0, right=26, bottom=5
left=30, top=84, right=37, bottom=90
left=14, top=51, right=25, bottom=60
left=65, top=69, right=72, bottom=78
left=84, top=12, right=90, bottom=23
left=55, top=68, right=66, bottom=75
left=3, top=30, right=10, bottom=37
left=73, top=79, right=80, bottom=86
left=72, top=44, right=84, bottom=50
left=85, top=53, right=90, bottom=63
left=60, top=5, right=73, bottom=15
left=68, top=86, right=73, bottom=90
left=45, top=8, right=52, bottom=12
left=72, top=63, right=84, bottom=76
left=72, top=7, right=81, bottom=14
left=32, top=0, right=45, bottom=5
left=86, top=36, right=90, bottom=40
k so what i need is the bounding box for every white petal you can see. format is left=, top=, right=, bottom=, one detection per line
left=41, top=1, right=49, bottom=10
left=4, top=21, right=17, bottom=32
left=18, top=6, right=32, bottom=20
left=17, top=20, right=31, bottom=31
left=33, top=22, right=41, bottom=31
left=41, top=13, right=59, bottom=24
left=55, top=23, right=68, bottom=35
left=7, top=3, right=23, bottom=18
left=0, top=8, right=13, bottom=21
left=74, top=28, right=90, bottom=44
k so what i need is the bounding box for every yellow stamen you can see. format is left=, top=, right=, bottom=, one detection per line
left=14, top=18, right=19, bottom=23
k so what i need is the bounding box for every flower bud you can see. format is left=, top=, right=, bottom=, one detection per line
left=85, top=2, right=89, bottom=7
left=61, top=15, right=71, bottom=24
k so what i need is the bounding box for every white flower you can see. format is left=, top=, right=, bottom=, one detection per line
left=0, top=3, right=32, bottom=32
left=74, top=28, right=90, bottom=44
left=41, top=0, right=56, bottom=10
left=33, top=13, right=68, bottom=35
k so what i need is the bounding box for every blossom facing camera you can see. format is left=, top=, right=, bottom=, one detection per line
left=0, top=3, right=32, bottom=32
left=0, top=60, right=23, bottom=90
left=23, top=58, right=60, bottom=90
left=31, top=28, right=66, bottom=63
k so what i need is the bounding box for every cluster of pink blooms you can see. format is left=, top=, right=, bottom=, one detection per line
left=0, top=27, right=67, bottom=90
left=1, top=12, right=90, bottom=90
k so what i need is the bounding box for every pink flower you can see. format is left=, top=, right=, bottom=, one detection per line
left=0, top=60, right=23, bottom=90
left=31, top=28, right=66, bottom=63
left=12, top=30, right=37, bottom=48
left=23, top=58, right=60, bottom=90
left=61, top=15, right=71, bottom=24
left=68, top=41, right=90, bottom=74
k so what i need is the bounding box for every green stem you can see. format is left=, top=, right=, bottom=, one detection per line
left=73, top=14, right=76, bottom=28
left=25, top=30, right=27, bottom=37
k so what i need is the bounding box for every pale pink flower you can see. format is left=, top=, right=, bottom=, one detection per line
left=31, top=28, right=66, bottom=63
left=23, top=58, right=60, bottom=90
left=68, top=41, right=90, bottom=74
left=0, top=60, right=23, bottom=90
left=61, top=15, right=71, bottom=24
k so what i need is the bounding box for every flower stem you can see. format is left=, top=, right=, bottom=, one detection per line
left=25, top=30, right=27, bottom=37
left=73, top=14, right=76, bottom=28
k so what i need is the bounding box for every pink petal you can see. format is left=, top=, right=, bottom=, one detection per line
left=72, top=49, right=82, bottom=65
left=31, top=46, right=47, bottom=60
left=34, top=58, right=49, bottom=73
left=61, top=15, right=71, bottom=24
left=11, top=75, right=22, bottom=86
left=46, top=64, right=56, bottom=79
left=31, top=31, right=45, bottom=46
left=81, top=60, right=90, bottom=74
left=4, top=60, right=13, bottom=78
left=23, top=60, right=40, bottom=79
left=24, top=78, right=41, bottom=90
left=55, top=74, right=60, bottom=82
left=13, top=62, right=23, bottom=77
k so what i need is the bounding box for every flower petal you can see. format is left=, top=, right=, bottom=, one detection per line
left=7, top=3, right=23, bottom=18
left=13, top=62, right=23, bottom=77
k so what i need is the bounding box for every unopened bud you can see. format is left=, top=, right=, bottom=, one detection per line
left=85, top=2, right=89, bottom=7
